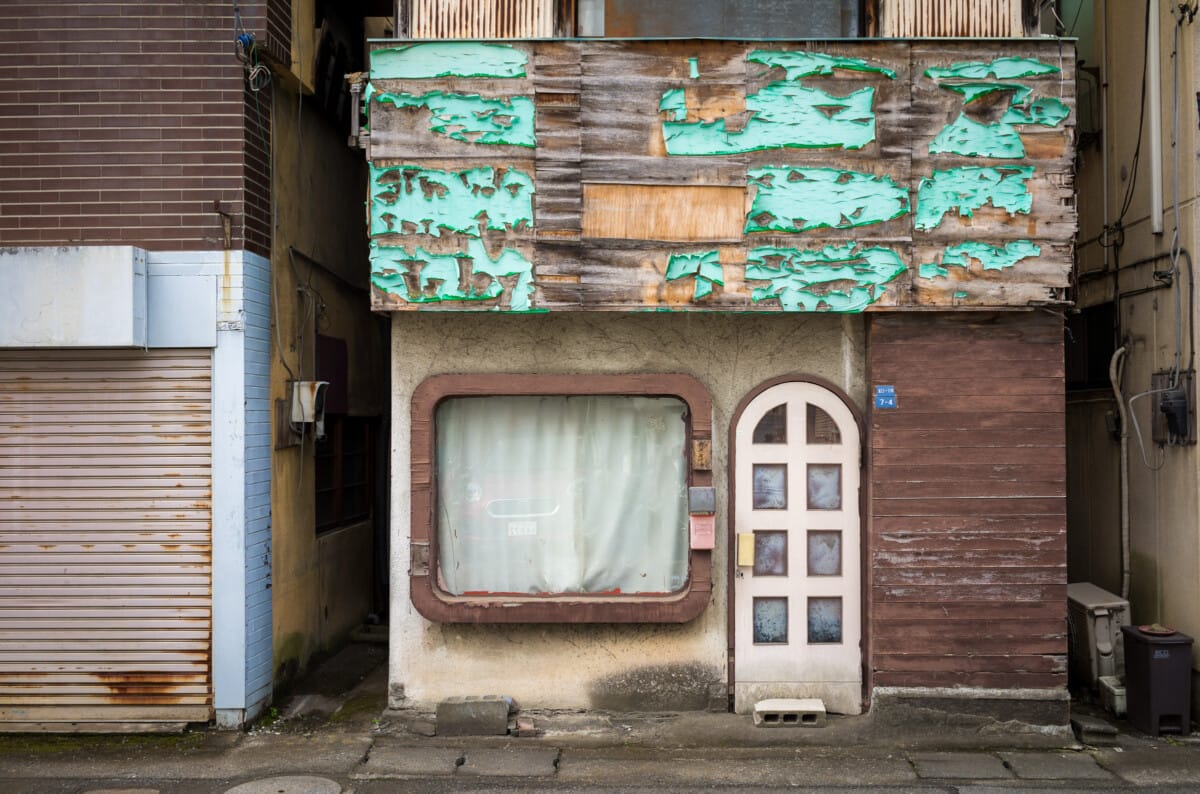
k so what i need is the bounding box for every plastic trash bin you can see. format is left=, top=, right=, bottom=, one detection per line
left=1121, top=624, right=1193, bottom=735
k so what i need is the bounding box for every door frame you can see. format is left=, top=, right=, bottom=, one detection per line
left=726, top=374, right=869, bottom=710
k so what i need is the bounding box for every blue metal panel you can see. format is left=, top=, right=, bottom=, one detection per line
left=241, top=252, right=274, bottom=712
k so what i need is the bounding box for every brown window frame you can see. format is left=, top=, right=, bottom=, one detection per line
left=410, top=373, right=713, bottom=623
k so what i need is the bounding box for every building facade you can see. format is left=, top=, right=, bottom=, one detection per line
left=371, top=0, right=1076, bottom=722
left=0, top=0, right=388, bottom=729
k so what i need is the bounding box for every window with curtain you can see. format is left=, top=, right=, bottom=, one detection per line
left=435, top=395, right=689, bottom=595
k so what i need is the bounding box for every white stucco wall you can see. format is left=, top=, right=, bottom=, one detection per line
left=389, top=312, right=866, bottom=710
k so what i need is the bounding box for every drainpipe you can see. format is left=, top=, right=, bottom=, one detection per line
left=1109, top=346, right=1131, bottom=600
left=1100, top=0, right=1110, bottom=268
left=1149, top=0, right=1165, bottom=234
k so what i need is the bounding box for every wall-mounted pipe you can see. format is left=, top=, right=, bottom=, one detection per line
left=1149, top=0, right=1165, bottom=234
left=1109, top=345, right=1131, bottom=600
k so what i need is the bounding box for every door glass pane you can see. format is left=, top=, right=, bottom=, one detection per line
left=806, top=403, right=841, bottom=444
left=753, top=530, right=787, bottom=576
left=753, top=403, right=787, bottom=443
left=753, top=597, right=788, bottom=644
left=752, top=464, right=787, bottom=509
left=807, top=530, right=842, bottom=576
left=807, top=463, right=841, bottom=510
left=808, top=597, right=843, bottom=643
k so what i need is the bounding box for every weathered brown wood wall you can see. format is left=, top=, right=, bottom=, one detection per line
left=366, top=38, right=1076, bottom=313
left=868, top=312, right=1066, bottom=689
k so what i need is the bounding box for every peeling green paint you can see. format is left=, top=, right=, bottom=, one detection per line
left=371, top=42, right=527, bottom=79
left=748, top=50, right=897, bottom=80
left=925, top=56, right=1060, bottom=80
left=663, top=82, right=878, bottom=154
left=375, top=91, right=535, bottom=147
left=369, top=165, right=534, bottom=238
left=937, top=240, right=1042, bottom=271
left=745, top=243, right=907, bottom=312
left=918, top=262, right=949, bottom=279
left=929, top=82, right=1070, bottom=158
left=370, top=238, right=536, bottom=311
left=746, top=167, right=909, bottom=232
left=953, top=290, right=969, bottom=299
left=665, top=251, right=723, bottom=300
left=659, top=88, right=688, bottom=122
left=914, top=166, right=1034, bottom=231
left=688, top=57, right=700, bottom=79
left=661, top=50, right=896, bottom=155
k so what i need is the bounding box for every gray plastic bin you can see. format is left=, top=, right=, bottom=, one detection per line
left=1121, top=625, right=1193, bottom=736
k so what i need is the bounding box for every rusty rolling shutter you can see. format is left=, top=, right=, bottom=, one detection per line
left=881, top=0, right=1025, bottom=37
left=409, top=0, right=558, bottom=38
left=0, top=349, right=213, bottom=730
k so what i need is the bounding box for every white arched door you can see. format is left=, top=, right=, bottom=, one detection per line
left=732, top=380, right=862, bottom=715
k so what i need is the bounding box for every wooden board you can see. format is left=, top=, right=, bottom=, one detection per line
left=366, top=38, right=1077, bottom=313
left=867, top=312, right=1067, bottom=690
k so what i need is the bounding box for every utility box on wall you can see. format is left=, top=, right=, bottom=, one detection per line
left=1067, top=582, right=1129, bottom=690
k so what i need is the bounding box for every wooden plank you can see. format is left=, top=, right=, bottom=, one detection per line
left=582, top=183, right=746, bottom=242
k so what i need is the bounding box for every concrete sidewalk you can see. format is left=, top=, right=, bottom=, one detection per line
left=3, top=643, right=1200, bottom=793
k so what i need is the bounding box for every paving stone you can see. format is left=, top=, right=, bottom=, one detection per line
left=457, top=747, right=559, bottom=777
left=910, top=751, right=1012, bottom=779
left=223, top=777, right=341, bottom=794
left=351, top=742, right=463, bottom=778
left=999, top=751, right=1113, bottom=780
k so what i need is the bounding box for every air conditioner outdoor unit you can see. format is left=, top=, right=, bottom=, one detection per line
left=1068, top=582, right=1129, bottom=713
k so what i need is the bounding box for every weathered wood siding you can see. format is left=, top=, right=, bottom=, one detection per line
left=868, top=312, right=1067, bottom=689
left=365, top=38, right=1075, bottom=313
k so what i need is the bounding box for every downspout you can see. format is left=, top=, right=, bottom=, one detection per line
left=1100, top=0, right=1110, bottom=269
left=1109, top=346, right=1131, bottom=600
left=1149, top=0, right=1165, bottom=234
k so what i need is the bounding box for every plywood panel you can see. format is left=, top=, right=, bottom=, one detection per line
left=581, top=184, right=746, bottom=242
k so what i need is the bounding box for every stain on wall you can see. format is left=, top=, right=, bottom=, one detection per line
left=590, top=662, right=725, bottom=711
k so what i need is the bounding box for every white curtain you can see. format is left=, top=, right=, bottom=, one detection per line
left=435, top=395, right=689, bottom=595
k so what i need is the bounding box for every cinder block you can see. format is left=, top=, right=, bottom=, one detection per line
left=436, top=695, right=516, bottom=736
left=753, top=697, right=826, bottom=727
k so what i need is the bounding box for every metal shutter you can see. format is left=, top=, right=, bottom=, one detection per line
left=0, top=349, right=213, bottom=730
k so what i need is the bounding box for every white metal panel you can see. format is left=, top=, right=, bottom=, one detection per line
left=409, top=0, right=557, bottom=38
left=0, top=349, right=213, bottom=727
left=881, top=0, right=1024, bottom=37
left=0, top=247, right=148, bottom=348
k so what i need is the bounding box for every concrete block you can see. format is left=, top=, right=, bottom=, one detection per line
left=1071, top=713, right=1120, bottom=746
left=753, top=697, right=826, bottom=727
left=436, top=695, right=516, bottom=736
left=1099, top=675, right=1127, bottom=717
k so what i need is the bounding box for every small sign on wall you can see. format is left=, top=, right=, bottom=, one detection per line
left=690, top=514, right=715, bottom=550
left=874, top=384, right=897, bottom=410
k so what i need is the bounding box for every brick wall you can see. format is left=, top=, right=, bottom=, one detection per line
left=868, top=312, right=1068, bottom=690
left=0, top=1, right=271, bottom=256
